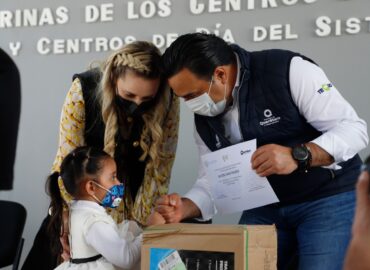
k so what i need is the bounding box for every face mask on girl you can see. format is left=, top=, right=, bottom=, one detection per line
left=185, top=77, right=227, bottom=117
left=91, top=182, right=124, bottom=208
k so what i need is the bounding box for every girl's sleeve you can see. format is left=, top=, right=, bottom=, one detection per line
left=84, top=217, right=142, bottom=269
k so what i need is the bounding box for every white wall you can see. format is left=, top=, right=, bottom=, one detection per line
left=0, top=0, right=369, bottom=268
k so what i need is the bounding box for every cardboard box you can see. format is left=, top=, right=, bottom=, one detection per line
left=142, top=223, right=277, bottom=270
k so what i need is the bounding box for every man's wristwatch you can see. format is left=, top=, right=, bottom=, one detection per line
left=292, top=144, right=312, bottom=173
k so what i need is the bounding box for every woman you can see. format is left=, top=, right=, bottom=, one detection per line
left=22, top=41, right=179, bottom=269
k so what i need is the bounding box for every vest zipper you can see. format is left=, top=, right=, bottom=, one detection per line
left=329, top=169, right=335, bottom=180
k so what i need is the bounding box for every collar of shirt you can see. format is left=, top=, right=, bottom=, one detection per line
left=233, top=52, right=241, bottom=89
left=70, top=200, right=106, bottom=213
left=225, top=53, right=241, bottom=111
left=220, top=53, right=244, bottom=144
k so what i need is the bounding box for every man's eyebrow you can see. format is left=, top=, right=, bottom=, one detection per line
left=183, top=93, right=193, bottom=99
left=170, top=89, right=185, bottom=98
left=184, top=90, right=203, bottom=99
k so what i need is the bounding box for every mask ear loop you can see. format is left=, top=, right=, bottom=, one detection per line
left=92, top=181, right=111, bottom=193
left=91, top=194, right=102, bottom=204
left=207, top=76, right=214, bottom=95
left=90, top=180, right=111, bottom=205
left=223, top=77, right=228, bottom=101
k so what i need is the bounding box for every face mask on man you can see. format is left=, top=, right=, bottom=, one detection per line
left=185, top=77, right=227, bottom=117
left=91, top=182, right=124, bottom=208
left=115, top=95, right=155, bottom=118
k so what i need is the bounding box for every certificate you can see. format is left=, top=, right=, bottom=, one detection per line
left=201, top=139, right=279, bottom=214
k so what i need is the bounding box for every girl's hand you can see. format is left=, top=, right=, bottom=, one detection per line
left=146, top=211, right=166, bottom=226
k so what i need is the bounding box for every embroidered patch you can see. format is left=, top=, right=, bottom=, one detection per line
left=317, top=83, right=333, bottom=94
left=260, top=109, right=281, bottom=127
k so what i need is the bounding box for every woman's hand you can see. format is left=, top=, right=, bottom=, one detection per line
left=60, top=233, right=70, bottom=261
left=60, top=210, right=71, bottom=261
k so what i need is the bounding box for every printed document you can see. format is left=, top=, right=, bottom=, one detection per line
left=201, top=139, right=279, bottom=214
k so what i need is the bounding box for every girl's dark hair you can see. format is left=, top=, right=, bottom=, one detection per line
left=46, top=146, right=111, bottom=255
left=161, top=33, right=235, bottom=80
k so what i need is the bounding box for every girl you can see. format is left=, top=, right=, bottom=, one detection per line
left=47, top=146, right=165, bottom=270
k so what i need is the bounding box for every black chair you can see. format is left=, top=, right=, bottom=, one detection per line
left=0, top=200, right=27, bottom=270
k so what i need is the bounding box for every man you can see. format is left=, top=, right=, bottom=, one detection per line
left=156, top=33, right=368, bottom=269
left=0, top=48, right=21, bottom=190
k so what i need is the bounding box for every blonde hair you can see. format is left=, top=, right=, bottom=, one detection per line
left=99, top=41, right=172, bottom=169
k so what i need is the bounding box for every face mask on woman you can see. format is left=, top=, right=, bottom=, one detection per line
left=185, top=77, right=227, bottom=117
left=91, top=182, right=124, bottom=208
left=115, top=95, right=155, bottom=118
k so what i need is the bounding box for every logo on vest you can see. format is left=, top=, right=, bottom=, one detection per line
left=260, top=109, right=281, bottom=127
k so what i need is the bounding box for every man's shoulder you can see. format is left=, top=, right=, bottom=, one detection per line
left=252, top=49, right=300, bottom=59
left=249, top=49, right=301, bottom=74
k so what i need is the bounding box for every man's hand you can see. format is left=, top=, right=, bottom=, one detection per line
left=251, top=144, right=297, bottom=177
left=155, top=193, right=201, bottom=223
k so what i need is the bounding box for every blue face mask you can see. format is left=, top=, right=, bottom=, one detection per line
left=92, top=182, right=124, bottom=208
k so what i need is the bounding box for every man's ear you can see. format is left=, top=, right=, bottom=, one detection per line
left=213, top=66, right=228, bottom=84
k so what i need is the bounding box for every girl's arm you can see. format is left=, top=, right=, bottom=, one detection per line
left=85, top=221, right=142, bottom=269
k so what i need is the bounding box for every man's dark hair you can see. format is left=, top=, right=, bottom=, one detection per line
left=162, top=33, right=235, bottom=80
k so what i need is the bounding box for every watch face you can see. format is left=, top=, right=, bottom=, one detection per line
left=293, top=146, right=309, bottom=161
left=361, top=164, right=370, bottom=174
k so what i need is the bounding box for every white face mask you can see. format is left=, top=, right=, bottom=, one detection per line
left=185, top=77, right=227, bottom=117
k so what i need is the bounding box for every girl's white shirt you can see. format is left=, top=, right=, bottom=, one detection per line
left=69, top=200, right=142, bottom=270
